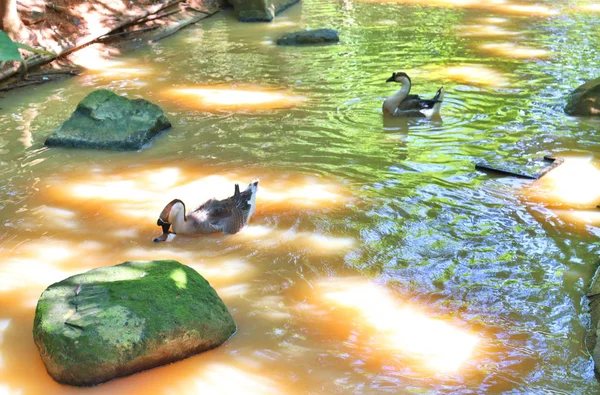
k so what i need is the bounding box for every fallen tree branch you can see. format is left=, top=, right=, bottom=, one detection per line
left=150, top=8, right=220, bottom=42
left=27, top=70, right=81, bottom=77
left=23, top=18, right=47, bottom=26
left=137, top=7, right=183, bottom=24
left=183, top=4, right=212, bottom=14
left=99, top=25, right=160, bottom=41
left=0, top=71, right=79, bottom=91
left=0, top=0, right=184, bottom=83
left=46, top=3, right=67, bottom=12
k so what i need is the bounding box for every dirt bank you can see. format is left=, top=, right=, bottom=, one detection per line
left=1, top=0, right=222, bottom=90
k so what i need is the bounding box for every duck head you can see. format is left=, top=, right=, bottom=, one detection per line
left=386, top=72, right=411, bottom=85
left=153, top=199, right=185, bottom=242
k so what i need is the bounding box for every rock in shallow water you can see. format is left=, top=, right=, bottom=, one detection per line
left=33, top=260, right=236, bottom=386
left=564, top=77, right=600, bottom=116
left=277, top=28, right=340, bottom=46
left=45, top=89, right=171, bottom=150
left=588, top=268, right=600, bottom=373
left=228, top=0, right=300, bottom=22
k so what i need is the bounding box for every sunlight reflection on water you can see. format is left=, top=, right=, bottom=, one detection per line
left=0, top=0, right=599, bottom=393
left=319, top=278, right=478, bottom=372
left=165, top=87, right=305, bottom=111
left=523, top=157, right=600, bottom=208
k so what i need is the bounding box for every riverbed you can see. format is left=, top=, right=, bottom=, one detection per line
left=1, top=0, right=600, bottom=393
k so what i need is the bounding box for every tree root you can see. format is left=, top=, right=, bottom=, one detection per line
left=0, top=70, right=80, bottom=92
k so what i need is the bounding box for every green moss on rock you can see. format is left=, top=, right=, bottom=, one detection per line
left=33, top=260, right=236, bottom=386
left=587, top=266, right=600, bottom=373
left=45, top=89, right=171, bottom=150
left=277, top=29, right=339, bottom=46
left=564, top=77, right=600, bottom=116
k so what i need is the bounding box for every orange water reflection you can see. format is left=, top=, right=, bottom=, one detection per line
left=406, top=64, right=509, bottom=87
left=523, top=157, right=600, bottom=209
left=477, top=43, right=550, bottom=59
left=457, top=24, right=520, bottom=38
left=578, top=3, right=600, bottom=12
left=357, top=0, right=558, bottom=16
left=521, top=156, right=600, bottom=231
left=318, top=279, right=479, bottom=373
left=45, top=166, right=349, bottom=228
left=164, top=86, right=305, bottom=112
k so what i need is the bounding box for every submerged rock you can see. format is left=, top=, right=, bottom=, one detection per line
left=587, top=267, right=600, bottom=373
left=277, top=28, right=339, bottom=46
left=33, top=260, right=236, bottom=386
left=45, top=89, right=171, bottom=150
left=564, top=77, right=600, bottom=116
left=227, top=0, right=300, bottom=22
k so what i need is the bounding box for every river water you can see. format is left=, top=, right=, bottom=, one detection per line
left=1, top=0, right=600, bottom=393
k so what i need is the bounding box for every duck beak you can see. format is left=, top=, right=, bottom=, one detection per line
left=154, top=232, right=170, bottom=243
left=386, top=76, right=395, bottom=83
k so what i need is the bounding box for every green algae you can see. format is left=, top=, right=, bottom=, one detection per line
left=33, top=260, right=235, bottom=386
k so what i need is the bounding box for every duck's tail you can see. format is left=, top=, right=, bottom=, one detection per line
left=432, top=87, right=444, bottom=114
left=246, top=179, right=259, bottom=222
left=421, top=87, right=444, bottom=118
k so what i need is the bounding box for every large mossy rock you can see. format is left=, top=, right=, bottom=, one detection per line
left=45, top=89, right=171, bottom=150
left=277, top=28, right=339, bottom=45
left=227, top=0, right=299, bottom=21
left=564, top=77, right=600, bottom=116
left=33, top=260, right=236, bottom=386
left=587, top=266, right=600, bottom=373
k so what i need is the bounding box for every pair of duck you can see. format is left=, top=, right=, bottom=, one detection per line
left=154, top=72, right=442, bottom=241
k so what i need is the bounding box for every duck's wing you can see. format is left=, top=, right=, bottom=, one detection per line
left=222, top=207, right=246, bottom=234
left=192, top=199, right=231, bottom=223
left=397, top=95, right=440, bottom=112
left=188, top=182, right=258, bottom=234
left=189, top=184, right=249, bottom=230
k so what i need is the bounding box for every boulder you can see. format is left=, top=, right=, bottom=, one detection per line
left=33, top=260, right=236, bottom=386
left=564, top=77, right=600, bottom=116
left=227, top=0, right=299, bottom=22
left=277, top=28, right=339, bottom=46
left=45, top=89, right=171, bottom=150
left=587, top=266, right=600, bottom=372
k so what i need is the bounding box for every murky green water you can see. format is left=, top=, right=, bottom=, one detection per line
left=1, top=0, right=600, bottom=393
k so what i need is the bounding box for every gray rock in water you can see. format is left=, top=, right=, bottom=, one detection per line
left=277, top=28, right=340, bottom=46
left=45, top=89, right=171, bottom=150
left=33, top=260, right=236, bottom=386
left=588, top=268, right=600, bottom=373
left=228, top=0, right=300, bottom=22
left=564, top=77, right=600, bottom=116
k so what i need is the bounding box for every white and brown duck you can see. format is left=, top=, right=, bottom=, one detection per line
left=154, top=179, right=259, bottom=242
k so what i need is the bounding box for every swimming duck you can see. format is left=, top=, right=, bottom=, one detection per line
left=153, top=179, right=259, bottom=242
left=383, top=72, right=444, bottom=118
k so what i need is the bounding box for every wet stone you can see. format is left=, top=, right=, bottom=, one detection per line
left=277, top=28, right=340, bottom=45
left=45, top=89, right=171, bottom=150
left=588, top=266, right=600, bottom=373
left=33, top=260, right=236, bottom=386
left=564, top=77, right=600, bottom=116
left=228, top=0, right=300, bottom=22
